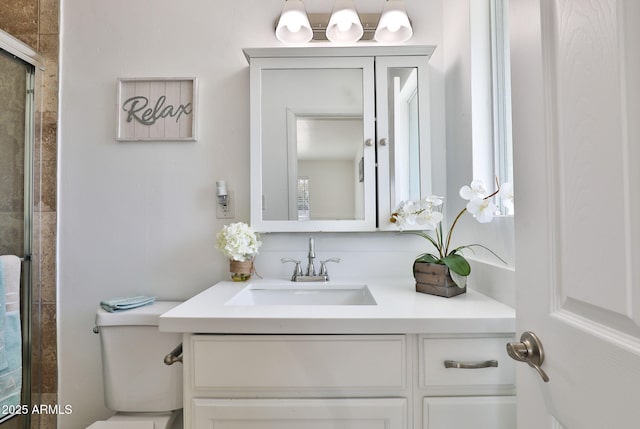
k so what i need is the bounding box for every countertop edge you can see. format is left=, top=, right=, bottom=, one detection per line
left=159, top=279, right=515, bottom=335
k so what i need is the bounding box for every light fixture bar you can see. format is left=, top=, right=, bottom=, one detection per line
left=308, top=13, right=380, bottom=41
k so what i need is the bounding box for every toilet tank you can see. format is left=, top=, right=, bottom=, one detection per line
left=95, top=301, right=183, bottom=412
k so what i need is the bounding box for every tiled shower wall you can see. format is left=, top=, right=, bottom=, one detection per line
left=0, top=1, right=59, bottom=428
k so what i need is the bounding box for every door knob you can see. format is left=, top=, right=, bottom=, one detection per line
left=506, top=331, right=550, bottom=382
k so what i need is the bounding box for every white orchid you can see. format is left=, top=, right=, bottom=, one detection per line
left=216, top=222, right=262, bottom=261
left=392, top=198, right=444, bottom=231
left=459, top=179, right=488, bottom=201
left=390, top=180, right=508, bottom=288
left=413, top=208, right=444, bottom=230
left=424, top=196, right=444, bottom=207
left=466, top=198, right=498, bottom=223
left=499, top=182, right=514, bottom=210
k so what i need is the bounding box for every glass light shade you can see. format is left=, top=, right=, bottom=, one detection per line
left=326, top=0, right=364, bottom=43
left=374, top=0, right=413, bottom=43
left=275, top=0, right=313, bottom=43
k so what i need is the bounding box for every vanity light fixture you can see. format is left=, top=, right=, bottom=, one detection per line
left=274, top=0, right=413, bottom=44
left=374, top=0, right=413, bottom=43
left=275, top=0, right=313, bottom=44
left=325, top=0, right=364, bottom=43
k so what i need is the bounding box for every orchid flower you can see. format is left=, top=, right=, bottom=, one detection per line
left=499, top=182, right=514, bottom=210
left=392, top=198, right=444, bottom=231
left=390, top=179, right=508, bottom=288
left=459, top=180, right=487, bottom=201
left=466, top=198, right=497, bottom=223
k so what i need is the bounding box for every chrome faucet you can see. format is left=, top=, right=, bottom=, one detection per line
left=307, top=236, right=316, bottom=276
left=281, top=237, right=340, bottom=282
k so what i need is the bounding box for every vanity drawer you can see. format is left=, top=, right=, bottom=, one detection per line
left=193, top=398, right=407, bottom=429
left=419, top=335, right=515, bottom=389
left=192, top=335, right=407, bottom=392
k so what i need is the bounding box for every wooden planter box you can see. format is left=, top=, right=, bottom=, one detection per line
left=413, top=262, right=466, bottom=298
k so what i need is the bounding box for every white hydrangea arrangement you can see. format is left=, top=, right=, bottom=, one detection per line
left=390, top=180, right=511, bottom=288
left=216, top=222, right=262, bottom=262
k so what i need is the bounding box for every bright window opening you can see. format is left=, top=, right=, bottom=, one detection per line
left=491, top=0, right=514, bottom=215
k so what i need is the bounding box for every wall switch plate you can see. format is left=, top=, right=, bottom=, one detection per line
left=216, top=191, right=235, bottom=219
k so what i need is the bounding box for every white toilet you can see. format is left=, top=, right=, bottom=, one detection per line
left=88, top=301, right=184, bottom=429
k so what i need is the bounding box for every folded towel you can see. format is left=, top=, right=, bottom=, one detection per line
left=0, top=256, right=22, bottom=412
left=0, top=311, right=21, bottom=410
left=100, top=295, right=156, bottom=312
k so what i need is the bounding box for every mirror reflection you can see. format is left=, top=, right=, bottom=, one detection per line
left=294, top=116, right=364, bottom=221
left=261, top=67, right=364, bottom=221
left=389, top=67, right=422, bottom=204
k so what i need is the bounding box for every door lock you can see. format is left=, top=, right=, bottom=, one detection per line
left=506, top=331, right=550, bottom=382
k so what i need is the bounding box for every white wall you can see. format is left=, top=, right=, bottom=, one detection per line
left=298, top=160, right=356, bottom=220
left=58, top=1, right=446, bottom=428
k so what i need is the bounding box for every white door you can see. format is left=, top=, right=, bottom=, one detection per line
left=510, top=0, right=640, bottom=428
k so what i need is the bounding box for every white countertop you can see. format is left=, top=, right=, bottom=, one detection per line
left=159, top=278, right=515, bottom=334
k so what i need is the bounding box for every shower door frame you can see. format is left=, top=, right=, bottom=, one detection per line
left=0, top=30, right=44, bottom=428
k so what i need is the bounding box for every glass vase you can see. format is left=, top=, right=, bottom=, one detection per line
left=229, top=259, right=253, bottom=282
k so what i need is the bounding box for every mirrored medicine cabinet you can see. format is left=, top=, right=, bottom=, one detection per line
left=244, top=46, right=443, bottom=232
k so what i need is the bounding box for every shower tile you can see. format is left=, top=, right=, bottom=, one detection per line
left=41, top=111, right=58, bottom=152
left=41, top=303, right=57, bottom=393
left=38, top=0, right=59, bottom=35
left=38, top=34, right=59, bottom=115
left=31, top=303, right=42, bottom=389
left=0, top=0, right=38, bottom=38
left=39, top=212, right=56, bottom=303
left=0, top=213, right=24, bottom=256
left=38, top=158, right=57, bottom=212
left=38, top=393, right=58, bottom=429
left=29, top=411, right=41, bottom=429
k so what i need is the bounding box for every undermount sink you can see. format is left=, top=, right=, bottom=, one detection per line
left=225, top=283, right=377, bottom=306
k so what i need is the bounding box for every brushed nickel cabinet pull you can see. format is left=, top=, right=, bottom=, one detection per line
left=164, top=343, right=183, bottom=365
left=444, top=359, right=498, bottom=369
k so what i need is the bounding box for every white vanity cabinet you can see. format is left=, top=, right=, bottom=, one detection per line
left=184, top=334, right=410, bottom=429
left=244, top=46, right=442, bottom=232
left=181, top=333, right=515, bottom=429
left=418, top=335, right=516, bottom=429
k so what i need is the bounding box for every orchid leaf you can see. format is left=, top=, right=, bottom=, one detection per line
left=442, top=254, right=471, bottom=277
left=450, top=244, right=507, bottom=265
left=415, top=253, right=440, bottom=264
left=401, top=231, right=441, bottom=256
left=449, top=270, right=468, bottom=288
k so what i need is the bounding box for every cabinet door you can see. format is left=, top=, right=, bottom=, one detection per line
left=193, top=398, right=407, bottom=429
left=376, top=56, right=443, bottom=231
left=250, top=56, right=376, bottom=232
left=423, top=397, right=516, bottom=429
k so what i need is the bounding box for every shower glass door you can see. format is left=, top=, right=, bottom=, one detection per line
left=0, top=47, right=35, bottom=426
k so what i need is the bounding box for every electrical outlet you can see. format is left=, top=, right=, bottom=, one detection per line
left=216, top=191, right=235, bottom=219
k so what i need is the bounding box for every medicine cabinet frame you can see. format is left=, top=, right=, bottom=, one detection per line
left=244, top=46, right=438, bottom=232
